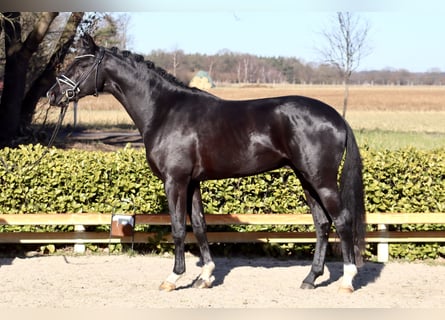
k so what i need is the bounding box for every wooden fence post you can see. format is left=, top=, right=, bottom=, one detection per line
left=73, top=224, right=86, bottom=253
left=377, top=223, right=389, bottom=262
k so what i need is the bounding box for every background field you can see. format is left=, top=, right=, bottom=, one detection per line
left=34, top=85, right=445, bottom=150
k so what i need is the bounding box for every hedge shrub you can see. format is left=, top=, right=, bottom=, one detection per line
left=0, top=144, right=444, bottom=260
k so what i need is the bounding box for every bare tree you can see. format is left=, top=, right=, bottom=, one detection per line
left=92, top=13, right=132, bottom=49
left=0, top=12, right=58, bottom=146
left=170, top=48, right=185, bottom=77
left=318, top=12, right=371, bottom=117
left=115, top=13, right=132, bottom=49
left=0, top=12, right=86, bottom=147
left=21, top=12, right=85, bottom=127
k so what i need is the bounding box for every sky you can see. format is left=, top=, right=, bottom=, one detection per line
left=120, top=1, right=445, bottom=73
left=5, top=0, right=445, bottom=73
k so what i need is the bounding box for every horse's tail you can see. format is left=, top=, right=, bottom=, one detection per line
left=340, top=121, right=366, bottom=267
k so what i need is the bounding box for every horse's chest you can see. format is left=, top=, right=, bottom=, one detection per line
left=146, top=136, right=197, bottom=176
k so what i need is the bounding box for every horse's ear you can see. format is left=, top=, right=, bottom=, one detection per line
left=79, top=34, right=98, bottom=54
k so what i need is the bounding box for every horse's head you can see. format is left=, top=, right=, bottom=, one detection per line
left=47, top=34, right=105, bottom=107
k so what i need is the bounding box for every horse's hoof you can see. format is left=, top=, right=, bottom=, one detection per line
left=159, top=281, right=176, bottom=292
left=300, top=282, right=315, bottom=290
left=338, top=286, right=354, bottom=294
left=193, top=276, right=215, bottom=289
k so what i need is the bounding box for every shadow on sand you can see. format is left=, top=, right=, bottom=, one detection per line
left=185, top=256, right=384, bottom=292
left=0, top=217, right=15, bottom=268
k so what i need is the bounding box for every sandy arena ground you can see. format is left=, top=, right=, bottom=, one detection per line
left=0, top=253, right=444, bottom=309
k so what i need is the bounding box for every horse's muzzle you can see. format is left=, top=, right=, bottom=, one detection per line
left=46, top=89, right=57, bottom=106
left=46, top=90, right=65, bottom=107
left=47, top=85, right=75, bottom=108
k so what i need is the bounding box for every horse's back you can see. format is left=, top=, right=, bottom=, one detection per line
left=216, top=95, right=347, bottom=152
left=201, top=95, right=346, bottom=178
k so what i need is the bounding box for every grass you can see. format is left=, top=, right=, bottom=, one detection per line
left=33, top=85, right=445, bottom=150
left=345, top=110, right=445, bottom=133
left=355, top=130, right=444, bottom=150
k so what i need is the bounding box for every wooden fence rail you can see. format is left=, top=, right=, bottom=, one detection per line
left=1, top=213, right=445, bottom=262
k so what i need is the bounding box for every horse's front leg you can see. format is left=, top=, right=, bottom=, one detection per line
left=188, top=181, right=215, bottom=289
left=159, top=177, right=188, bottom=292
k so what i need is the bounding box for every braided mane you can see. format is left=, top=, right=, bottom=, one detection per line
left=108, top=46, right=191, bottom=90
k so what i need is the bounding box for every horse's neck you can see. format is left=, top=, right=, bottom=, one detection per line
left=103, top=70, right=174, bottom=134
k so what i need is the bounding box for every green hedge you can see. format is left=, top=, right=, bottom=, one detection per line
left=361, top=148, right=444, bottom=213
left=0, top=144, right=444, bottom=259
left=1, top=144, right=443, bottom=214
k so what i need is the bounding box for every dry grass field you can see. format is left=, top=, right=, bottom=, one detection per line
left=210, top=84, right=445, bottom=111
left=34, top=85, right=445, bottom=149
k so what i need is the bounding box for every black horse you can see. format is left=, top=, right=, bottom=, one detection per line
left=48, top=34, right=365, bottom=293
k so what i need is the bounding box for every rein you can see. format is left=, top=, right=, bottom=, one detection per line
left=0, top=103, right=68, bottom=174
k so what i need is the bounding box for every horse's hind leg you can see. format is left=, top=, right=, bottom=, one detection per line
left=300, top=184, right=332, bottom=289
left=311, top=184, right=358, bottom=292
left=332, top=206, right=358, bottom=293
left=188, top=181, right=215, bottom=289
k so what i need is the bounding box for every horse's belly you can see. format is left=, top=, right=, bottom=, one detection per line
left=197, top=148, right=287, bottom=180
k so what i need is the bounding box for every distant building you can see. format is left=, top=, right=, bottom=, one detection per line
left=189, top=70, right=215, bottom=90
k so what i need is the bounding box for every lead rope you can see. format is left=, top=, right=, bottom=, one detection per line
left=46, top=104, right=68, bottom=149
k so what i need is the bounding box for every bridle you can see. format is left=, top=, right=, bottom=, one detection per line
left=48, top=47, right=105, bottom=105
left=2, top=49, right=105, bottom=174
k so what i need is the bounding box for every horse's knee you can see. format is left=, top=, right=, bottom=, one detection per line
left=317, top=220, right=331, bottom=236
left=171, top=224, right=187, bottom=241
left=191, top=221, right=206, bottom=235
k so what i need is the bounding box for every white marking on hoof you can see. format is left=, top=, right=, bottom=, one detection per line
left=339, top=264, right=357, bottom=293
left=166, top=272, right=182, bottom=284
left=201, top=262, right=215, bottom=280
left=193, top=275, right=215, bottom=289
left=193, top=262, right=215, bottom=289
left=159, top=272, right=182, bottom=291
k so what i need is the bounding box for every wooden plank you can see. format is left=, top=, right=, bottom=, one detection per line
left=1, top=230, right=444, bottom=244
left=365, top=230, right=445, bottom=243
left=365, top=212, right=445, bottom=224
left=0, top=213, right=112, bottom=225
left=0, top=231, right=322, bottom=244
left=135, top=213, right=315, bottom=225
left=0, top=231, right=321, bottom=244
left=0, top=213, right=315, bottom=226
left=134, top=214, right=170, bottom=225
left=2, top=212, right=445, bottom=226
left=0, top=213, right=313, bottom=225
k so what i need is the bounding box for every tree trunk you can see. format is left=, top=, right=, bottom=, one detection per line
left=342, top=76, right=350, bottom=118
left=21, top=12, right=84, bottom=129
left=0, top=12, right=58, bottom=147
left=0, top=12, right=22, bottom=147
